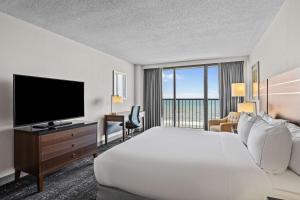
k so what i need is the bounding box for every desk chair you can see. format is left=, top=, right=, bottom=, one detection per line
left=124, top=105, right=141, bottom=137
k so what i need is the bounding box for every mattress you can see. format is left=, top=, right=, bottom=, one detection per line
left=268, top=170, right=300, bottom=200
left=94, top=127, right=271, bottom=200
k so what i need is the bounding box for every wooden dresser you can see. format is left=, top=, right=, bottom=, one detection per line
left=14, top=122, right=98, bottom=192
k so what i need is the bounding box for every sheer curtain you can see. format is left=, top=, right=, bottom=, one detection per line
left=144, top=68, right=162, bottom=129
left=219, top=61, right=244, bottom=118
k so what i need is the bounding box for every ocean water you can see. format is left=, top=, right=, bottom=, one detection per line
left=162, top=99, right=220, bottom=128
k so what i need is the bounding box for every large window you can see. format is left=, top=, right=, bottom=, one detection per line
left=162, top=65, right=219, bottom=129
left=175, top=67, right=204, bottom=128
left=162, top=69, right=174, bottom=126
left=207, top=65, right=220, bottom=121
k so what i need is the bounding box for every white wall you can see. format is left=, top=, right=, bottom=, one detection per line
left=0, top=13, right=134, bottom=178
left=249, top=0, right=300, bottom=81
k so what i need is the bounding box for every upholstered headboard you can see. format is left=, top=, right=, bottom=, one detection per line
left=259, top=79, right=268, bottom=114
left=259, top=67, right=300, bottom=125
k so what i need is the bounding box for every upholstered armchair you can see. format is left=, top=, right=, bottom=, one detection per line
left=208, top=112, right=240, bottom=132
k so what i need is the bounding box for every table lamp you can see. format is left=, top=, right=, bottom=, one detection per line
left=231, top=83, right=246, bottom=97
left=231, top=83, right=246, bottom=113
left=111, top=95, right=123, bottom=115
left=238, top=102, right=256, bottom=113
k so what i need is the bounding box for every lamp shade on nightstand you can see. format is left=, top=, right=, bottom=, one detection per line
left=111, top=95, right=123, bottom=114
left=238, top=102, right=255, bottom=113
left=231, top=83, right=246, bottom=97
left=112, top=95, right=123, bottom=104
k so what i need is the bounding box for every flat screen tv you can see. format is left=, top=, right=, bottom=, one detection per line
left=13, top=74, right=84, bottom=127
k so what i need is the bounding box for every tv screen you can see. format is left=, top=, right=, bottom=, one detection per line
left=14, top=74, right=84, bottom=127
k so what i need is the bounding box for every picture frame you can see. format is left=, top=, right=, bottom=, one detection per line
left=251, top=61, right=260, bottom=100
left=113, top=70, right=127, bottom=100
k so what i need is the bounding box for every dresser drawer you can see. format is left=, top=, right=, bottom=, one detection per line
left=40, top=125, right=97, bottom=147
left=41, top=133, right=96, bottom=161
left=41, top=145, right=97, bottom=175
left=14, top=122, right=97, bottom=192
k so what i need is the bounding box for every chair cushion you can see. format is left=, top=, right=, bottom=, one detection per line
left=237, top=113, right=257, bottom=144
left=209, top=125, right=221, bottom=132
left=125, top=121, right=140, bottom=129
left=247, top=118, right=292, bottom=174
left=227, top=112, right=240, bottom=123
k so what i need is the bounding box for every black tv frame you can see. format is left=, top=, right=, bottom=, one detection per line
left=13, top=74, right=85, bottom=128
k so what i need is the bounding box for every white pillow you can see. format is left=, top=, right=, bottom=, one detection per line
left=259, top=112, right=287, bottom=125
left=247, top=118, right=292, bottom=174
left=286, top=123, right=300, bottom=175
left=286, top=122, right=300, bottom=138
left=289, top=137, right=300, bottom=175
left=237, top=113, right=256, bottom=144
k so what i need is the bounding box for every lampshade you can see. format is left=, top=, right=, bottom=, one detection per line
left=238, top=102, right=255, bottom=113
left=231, top=83, right=246, bottom=97
left=252, top=82, right=259, bottom=97
left=112, top=95, right=123, bottom=104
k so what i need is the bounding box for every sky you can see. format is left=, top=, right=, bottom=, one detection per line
left=162, top=65, right=219, bottom=99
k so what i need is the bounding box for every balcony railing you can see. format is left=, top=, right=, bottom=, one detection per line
left=162, top=98, right=220, bottom=129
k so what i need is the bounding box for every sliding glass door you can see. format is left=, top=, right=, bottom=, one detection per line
left=175, top=67, right=204, bottom=128
left=162, top=69, right=175, bottom=126
left=162, top=65, right=219, bottom=129
left=207, top=65, right=220, bottom=121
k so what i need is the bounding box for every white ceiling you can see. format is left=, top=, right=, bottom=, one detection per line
left=0, top=0, right=284, bottom=65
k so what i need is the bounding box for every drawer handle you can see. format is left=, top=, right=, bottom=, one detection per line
left=71, top=143, right=76, bottom=147
left=71, top=133, right=76, bottom=137
left=72, top=153, right=76, bottom=158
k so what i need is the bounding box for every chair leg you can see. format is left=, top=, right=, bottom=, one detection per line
left=127, top=129, right=131, bottom=138
left=128, top=129, right=134, bottom=138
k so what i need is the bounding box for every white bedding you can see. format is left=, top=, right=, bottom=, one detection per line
left=94, top=127, right=271, bottom=200
left=268, top=170, right=300, bottom=200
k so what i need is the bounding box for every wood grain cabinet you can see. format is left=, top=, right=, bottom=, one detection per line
left=14, top=122, right=98, bottom=192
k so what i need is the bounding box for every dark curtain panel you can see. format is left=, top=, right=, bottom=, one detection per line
left=219, top=61, right=244, bottom=118
left=144, top=68, right=162, bottom=129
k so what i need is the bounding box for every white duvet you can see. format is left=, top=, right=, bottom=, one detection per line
left=94, top=127, right=271, bottom=200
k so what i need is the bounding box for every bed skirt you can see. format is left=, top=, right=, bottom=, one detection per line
left=96, top=184, right=152, bottom=200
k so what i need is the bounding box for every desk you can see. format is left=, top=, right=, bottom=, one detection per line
left=104, top=111, right=145, bottom=145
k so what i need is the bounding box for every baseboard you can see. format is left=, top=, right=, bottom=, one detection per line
left=0, top=168, right=14, bottom=178
left=0, top=168, right=19, bottom=186
left=0, top=173, right=14, bottom=186
left=0, top=168, right=27, bottom=186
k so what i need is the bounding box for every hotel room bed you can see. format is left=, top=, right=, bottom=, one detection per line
left=94, top=127, right=273, bottom=200
left=94, top=67, right=300, bottom=200
left=267, top=170, right=300, bottom=200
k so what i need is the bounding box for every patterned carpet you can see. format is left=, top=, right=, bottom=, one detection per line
left=0, top=138, right=122, bottom=200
